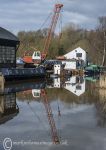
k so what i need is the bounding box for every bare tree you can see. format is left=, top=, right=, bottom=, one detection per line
left=98, top=16, right=106, bottom=66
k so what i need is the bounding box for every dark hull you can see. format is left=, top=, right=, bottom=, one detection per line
left=85, top=70, right=100, bottom=76
left=3, top=79, right=46, bottom=94
left=0, top=66, right=46, bottom=80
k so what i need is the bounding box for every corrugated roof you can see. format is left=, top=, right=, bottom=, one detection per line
left=56, top=56, right=66, bottom=60
left=0, top=27, right=19, bottom=42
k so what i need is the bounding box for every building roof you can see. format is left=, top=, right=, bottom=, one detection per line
left=64, top=47, right=86, bottom=57
left=56, top=56, right=66, bottom=60
left=0, top=27, right=19, bottom=42
left=56, top=47, right=86, bottom=60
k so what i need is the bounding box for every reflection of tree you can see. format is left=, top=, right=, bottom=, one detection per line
left=96, top=99, right=106, bottom=127
left=17, top=91, right=41, bottom=102
left=16, top=80, right=99, bottom=104
left=46, top=81, right=99, bottom=104
left=17, top=91, right=35, bottom=101
left=94, top=75, right=106, bottom=127
left=15, top=78, right=106, bottom=128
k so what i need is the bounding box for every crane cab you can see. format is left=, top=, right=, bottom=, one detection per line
left=32, top=51, right=41, bottom=60
left=32, top=51, right=42, bottom=64
left=32, top=89, right=41, bottom=98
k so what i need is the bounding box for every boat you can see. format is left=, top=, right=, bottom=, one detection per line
left=85, top=64, right=100, bottom=75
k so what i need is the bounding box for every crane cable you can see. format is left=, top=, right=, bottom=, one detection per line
left=23, top=13, right=53, bottom=56
left=57, top=99, right=61, bottom=117
left=57, top=99, right=62, bottom=143
left=38, top=12, right=52, bottom=31
left=58, top=11, right=63, bottom=48
left=26, top=101, right=48, bottom=130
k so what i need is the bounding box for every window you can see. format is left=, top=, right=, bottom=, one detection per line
left=34, top=92, right=40, bottom=97
left=76, top=85, right=81, bottom=90
left=37, top=52, right=40, bottom=56
left=76, top=53, right=82, bottom=57
left=34, top=52, right=41, bottom=57
left=0, top=46, right=15, bottom=64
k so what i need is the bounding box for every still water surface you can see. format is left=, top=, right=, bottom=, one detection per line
left=0, top=75, right=106, bottom=150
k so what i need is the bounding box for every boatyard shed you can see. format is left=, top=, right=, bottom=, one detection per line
left=63, top=47, right=87, bottom=70
left=0, top=27, right=20, bottom=68
left=57, top=47, right=87, bottom=70
left=64, top=47, right=86, bottom=62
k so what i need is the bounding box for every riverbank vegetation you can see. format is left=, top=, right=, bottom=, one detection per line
left=17, top=16, right=106, bottom=66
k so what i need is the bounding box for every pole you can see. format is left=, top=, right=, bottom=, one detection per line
left=102, top=31, right=106, bottom=66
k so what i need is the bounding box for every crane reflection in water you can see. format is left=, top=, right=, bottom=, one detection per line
left=0, top=75, right=106, bottom=145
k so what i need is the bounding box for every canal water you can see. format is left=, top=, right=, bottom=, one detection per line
left=0, top=75, right=106, bottom=150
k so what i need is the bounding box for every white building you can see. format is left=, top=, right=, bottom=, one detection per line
left=64, top=76, right=85, bottom=96
left=62, top=59, right=77, bottom=70
left=61, top=47, right=87, bottom=70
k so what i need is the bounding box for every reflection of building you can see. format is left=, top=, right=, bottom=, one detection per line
left=0, top=93, right=19, bottom=124
left=64, top=76, right=85, bottom=96
left=51, top=76, right=86, bottom=96
left=53, top=78, right=61, bottom=88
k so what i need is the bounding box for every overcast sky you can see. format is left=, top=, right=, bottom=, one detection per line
left=0, top=0, right=106, bottom=35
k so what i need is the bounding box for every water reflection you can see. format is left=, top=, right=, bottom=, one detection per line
left=0, top=75, right=106, bottom=148
left=0, top=79, right=61, bottom=144
left=0, top=93, right=19, bottom=124
left=1, top=75, right=100, bottom=96
left=63, top=76, right=85, bottom=96
left=96, top=100, right=106, bottom=127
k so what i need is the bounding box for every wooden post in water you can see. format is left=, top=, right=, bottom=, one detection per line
left=0, top=73, right=5, bottom=93
left=102, top=31, right=106, bottom=66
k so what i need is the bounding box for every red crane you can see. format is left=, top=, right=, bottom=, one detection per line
left=25, top=88, right=61, bottom=144
left=41, top=89, right=60, bottom=144
left=30, top=88, right=61, bottom=144
left=23, top=3, right=63, bottom=65
left=41, top=3, right=63, bottom=61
